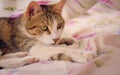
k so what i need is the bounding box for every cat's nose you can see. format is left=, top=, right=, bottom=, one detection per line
left=53, top=38, right=59, bottom=43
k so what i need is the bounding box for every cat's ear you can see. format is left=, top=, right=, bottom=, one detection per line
left=25, top=1, right=42, bottom=20
left=53, top=0, right=66, bottom=14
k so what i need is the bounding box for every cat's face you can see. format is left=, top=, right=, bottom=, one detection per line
left=23, top=1, right=66, bottom=45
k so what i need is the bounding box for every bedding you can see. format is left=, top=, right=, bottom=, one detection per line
left=0, top=0, right=120, bottom=75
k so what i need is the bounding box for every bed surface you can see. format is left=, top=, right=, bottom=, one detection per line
left=0, top=0, right=120, bottom=75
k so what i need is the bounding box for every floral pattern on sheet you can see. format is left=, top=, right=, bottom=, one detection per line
left=6, top=70, right=18, bottom=75
left=0, top=0, right=120, bottom=75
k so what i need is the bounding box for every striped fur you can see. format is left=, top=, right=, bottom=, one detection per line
left=0, top=0, right=74, bottom=69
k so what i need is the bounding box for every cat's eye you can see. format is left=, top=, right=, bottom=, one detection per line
left=57, top=23, right=62, bottom=29
left=41, top=25, right=48, bottom=31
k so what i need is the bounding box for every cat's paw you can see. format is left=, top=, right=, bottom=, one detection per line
left=0, top=56, right=39, bottom=69
left=48, top=53, right=75, bottom=62
left=22, top=56, right=39, bottom=65
left=84, top=51, right=97, bottom=61
left=56, top=38, right=75, bottom=46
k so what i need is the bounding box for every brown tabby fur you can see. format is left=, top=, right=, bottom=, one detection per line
left=0, top=1, right=65, bottom=55
left=0, top=0, right=75, bottom=69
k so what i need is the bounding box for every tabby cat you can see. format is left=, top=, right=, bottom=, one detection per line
left=0, top=0, right=76, bottom=69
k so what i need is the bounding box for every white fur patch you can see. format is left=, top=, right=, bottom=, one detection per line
left=51, top=19, right=58, bottom=39
left=38, top=34, right=55, bottom=45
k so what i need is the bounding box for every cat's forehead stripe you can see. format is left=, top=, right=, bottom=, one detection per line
left=40, top=5, right=64, bottom=24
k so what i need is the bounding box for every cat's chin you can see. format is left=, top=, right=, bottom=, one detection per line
left=40, top=40, right=55, bottom=46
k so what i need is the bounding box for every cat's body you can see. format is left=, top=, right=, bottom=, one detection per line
left=0, top=0, right=76, bottom=69
left=0, top=0, right=96, bottom=69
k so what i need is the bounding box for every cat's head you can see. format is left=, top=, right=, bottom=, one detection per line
left=22, top=0, right=66, bottom=45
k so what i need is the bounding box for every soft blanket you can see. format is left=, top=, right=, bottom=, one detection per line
left=0, top=0, right=120, bottom=75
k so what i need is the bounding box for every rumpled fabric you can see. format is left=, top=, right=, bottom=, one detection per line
left=0, top=0, right=120, bottom=75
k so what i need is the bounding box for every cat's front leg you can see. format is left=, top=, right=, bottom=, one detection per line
left=30, top=43, right=97, bottom=63
left=0, top=52, right=39, bottom=69
left=0, top=55, right=39, bottom=69
left=30, top=44, right=96, bottom=63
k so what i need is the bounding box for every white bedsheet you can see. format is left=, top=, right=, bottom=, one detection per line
left=0, top=0, right=120, bottom=75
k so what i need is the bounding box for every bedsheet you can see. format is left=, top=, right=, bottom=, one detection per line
left=0, top=0, right=120, bottom=75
